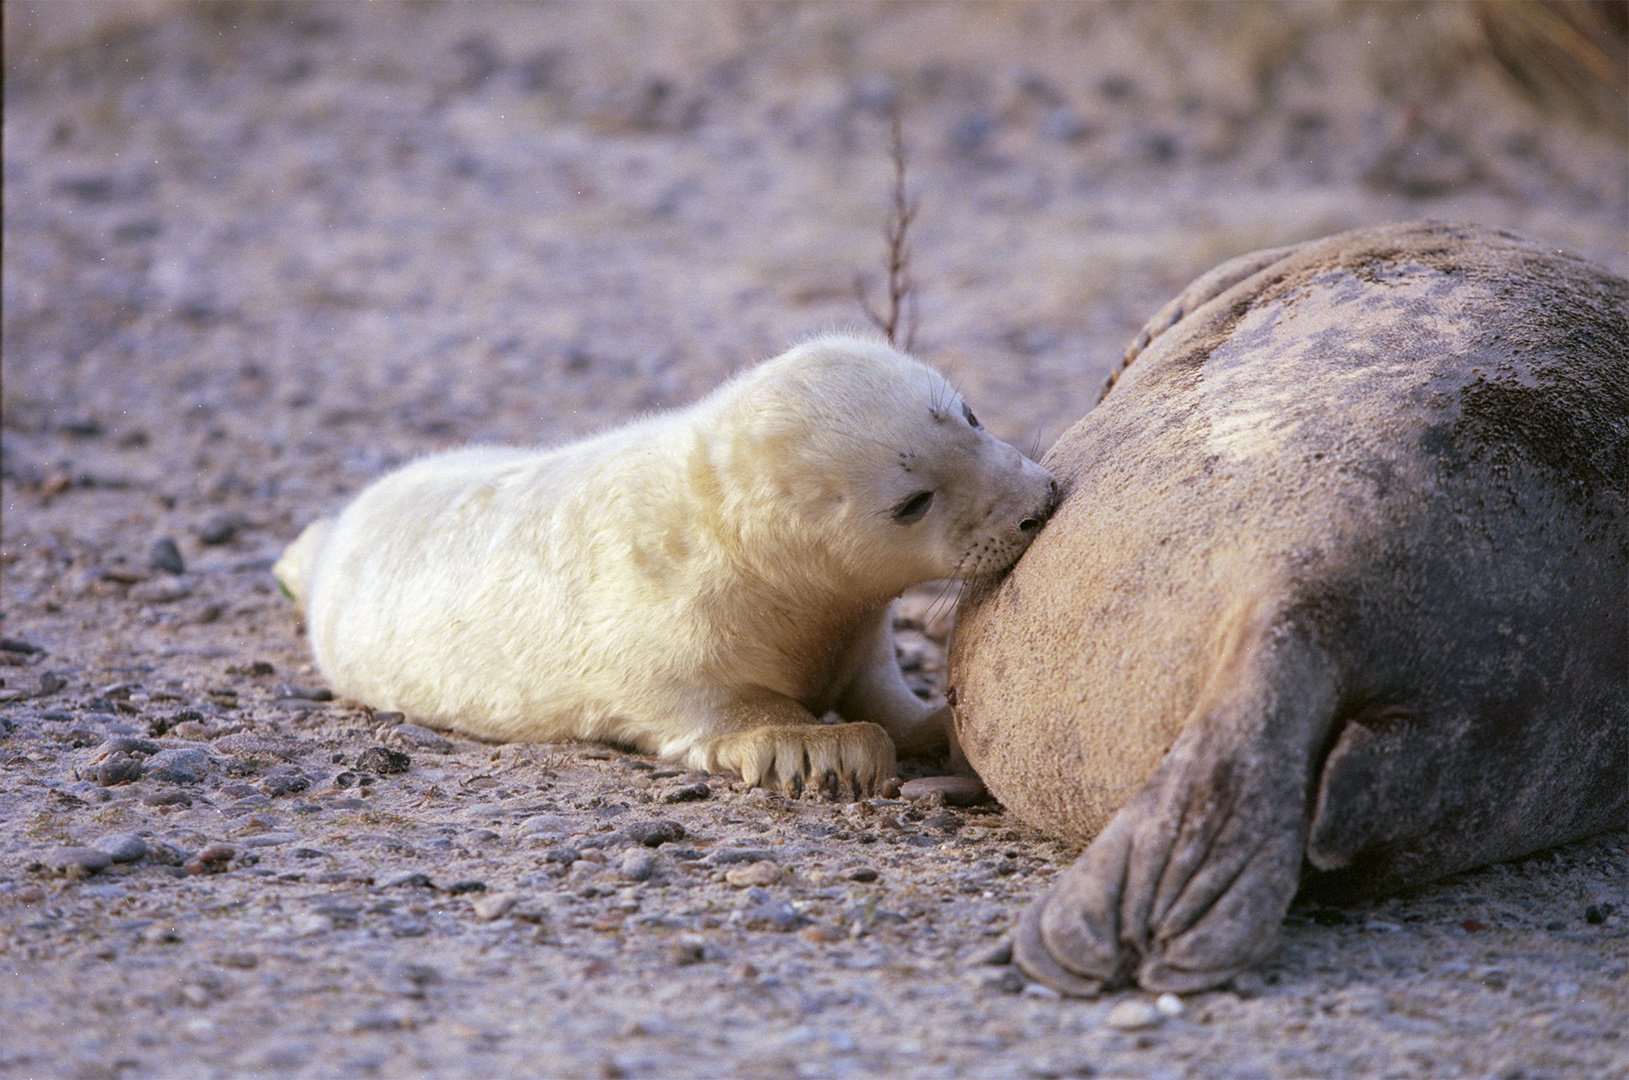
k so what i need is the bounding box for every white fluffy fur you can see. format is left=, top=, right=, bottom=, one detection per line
left=276, top=334, right=1055, bottom=795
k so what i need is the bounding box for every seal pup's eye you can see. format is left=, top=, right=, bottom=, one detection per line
left=962, top=403, right=982, bottom=429
left=892, top=490, right=934, bottom=524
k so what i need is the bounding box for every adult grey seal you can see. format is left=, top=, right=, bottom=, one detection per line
left=947, top=221, right=1628, bottom=995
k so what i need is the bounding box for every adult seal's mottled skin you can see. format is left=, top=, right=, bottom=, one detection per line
left=948, top=222, right=1628, bottom=995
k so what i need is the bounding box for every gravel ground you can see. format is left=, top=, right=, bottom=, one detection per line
left=2, top=3, right=1626, bottom=1079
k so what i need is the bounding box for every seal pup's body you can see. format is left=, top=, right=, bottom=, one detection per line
left=949, top=222, right=1628, bottom=994
left=279, top=334, right=1055, bottom=795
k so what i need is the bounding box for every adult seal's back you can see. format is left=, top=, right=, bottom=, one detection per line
left=948, top=222, right=1628, bottom=995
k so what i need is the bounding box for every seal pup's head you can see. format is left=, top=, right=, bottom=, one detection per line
left=706, top=334, right=1057, bottom=598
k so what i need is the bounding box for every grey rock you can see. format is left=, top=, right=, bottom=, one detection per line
left=391, top=722, right=454, bottom=751
left=144, top=747, right=215, bottom=784
left=197, top=513, right=248, bottom=545
left=619, top=848, right=658, bottom=882
left=625, top=819, right=685, bottom=847
left=355, top=745, right=410, bottom=774
left=149, top=537, right=186, bottom=575
left=94, top=752, right=145, bottom=786
left=96, top=834, right=149, bottom=863
left=130, top=576, right=194, bottom=604
left=43, top=846, right=113, bottom=877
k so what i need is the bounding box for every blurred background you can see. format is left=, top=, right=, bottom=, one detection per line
left=4, top=1, right=1626, bottom=497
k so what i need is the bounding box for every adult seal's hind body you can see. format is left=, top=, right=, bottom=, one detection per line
left=948, top=222, right=1628, bottom=994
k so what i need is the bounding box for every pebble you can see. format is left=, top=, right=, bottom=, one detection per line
left=1155, top=992, right=1184, bottom=1018
left=97, top=833, right=149, bottom=863
left=377, top=870, right=434, bottom=889
left=619, top=848, right=659, bottom=882
left=130, top=577, right=194, bottom=604
left=145, top=747, right=214, bottom=784
left=197, top=513, right=247, bottom=545
left=1103, top=999, right=1162, bottom=1030
left=186, top=843, right=235, bottom=874
left=706, top=847, right=776, bottom=865
left=149, top=537, right=186, bottom=575
left=520, top=815, right=575, bottom=837
left=391, top=723, right=453, bottom=751
left=659, top=781, right=711, bottom=803
left=273, top=684, right=333, bottom=701
left=472, top=893, right=517, bottom=921
left=43, top=846, right=113, bottom=877
left=356, top=746, right=411, bottom=774
left=738, top=896, right=811, bottom=932
left=724, top=860, right=782, bottom=888
left=94, top=752, right=145, bottom=786
left=899, top=775, right=987, bottom=806
left=625, top=819, right=685, bottom=847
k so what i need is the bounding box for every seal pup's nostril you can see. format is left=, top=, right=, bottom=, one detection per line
left=1019, top=515, right=1042, bottom=534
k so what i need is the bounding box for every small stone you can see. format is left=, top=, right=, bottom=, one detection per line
left=391, top=723, right=453, bottom=751
left=472, top=893, right=517, bottom=921
left=625, top=819, right=685, bottom=847
left=843, top=866, right=881, bottom=883
left=520, top=814, right=574, bottom=837
left=1155, top=992, right=1184, bottom=1017
left=739, top=897, right=810, bottom=932
left=355, top=746, right=410, bottom=774
left=1104, top=999, right=1162, bottom=1031
left=706, top=847, right=775, bottom=865
left=145, top=747, right=214, bottom=784
left=38, top=671, right=67, bottom=696
left=724, top=860, right=782, bottom=888
left=130, top=576, right=194, bottom=604
left=660, top=781, right=711, bottom=803
left=273, top=684, right=333, bottom=701
left=619, top=848, right=658, bottom=882
left=95, top=752, right=145, bottom=786
left=100, top=736, right=162, bottom=756
left=96, top=834, right=149, bottom=863
left=142, top=789, right=192, bottom=807
left=899, top=774, right=987, bottom=806
left=149, top=538, right=186, bottom=575
left=257, top=772, right=311, bottom=797
left=377, top=870, right=435, bottom=889
left=186, top=842, right=235, bottom=873
left=43, top=846, right=112, bottom=878
left=197, top=513, right=247, bottom=545
left=666, top=936, right=709, bottom=966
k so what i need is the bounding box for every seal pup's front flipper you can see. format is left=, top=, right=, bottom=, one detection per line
left=1017, top=606, right=1340, bottom=995
left=699, top=690, right=897, bottom=799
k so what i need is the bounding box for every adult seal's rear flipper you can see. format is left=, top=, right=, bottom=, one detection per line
left=1017, top=602, right=1339, bottom=994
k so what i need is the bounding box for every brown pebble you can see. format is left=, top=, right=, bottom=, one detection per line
left=898, top=775, right=986, bottom=806
left=724, top=861, right=781, bottom=888
left=186, top=842, right=235, bottom=874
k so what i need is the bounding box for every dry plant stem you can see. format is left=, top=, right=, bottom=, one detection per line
left=858, top=110, right=920, bottom=351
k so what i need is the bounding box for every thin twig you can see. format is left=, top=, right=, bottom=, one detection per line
left=856, top=108, right=920, bottom=350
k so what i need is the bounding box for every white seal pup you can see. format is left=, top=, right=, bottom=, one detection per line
left=277, top=334, right=1057, bottom=796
